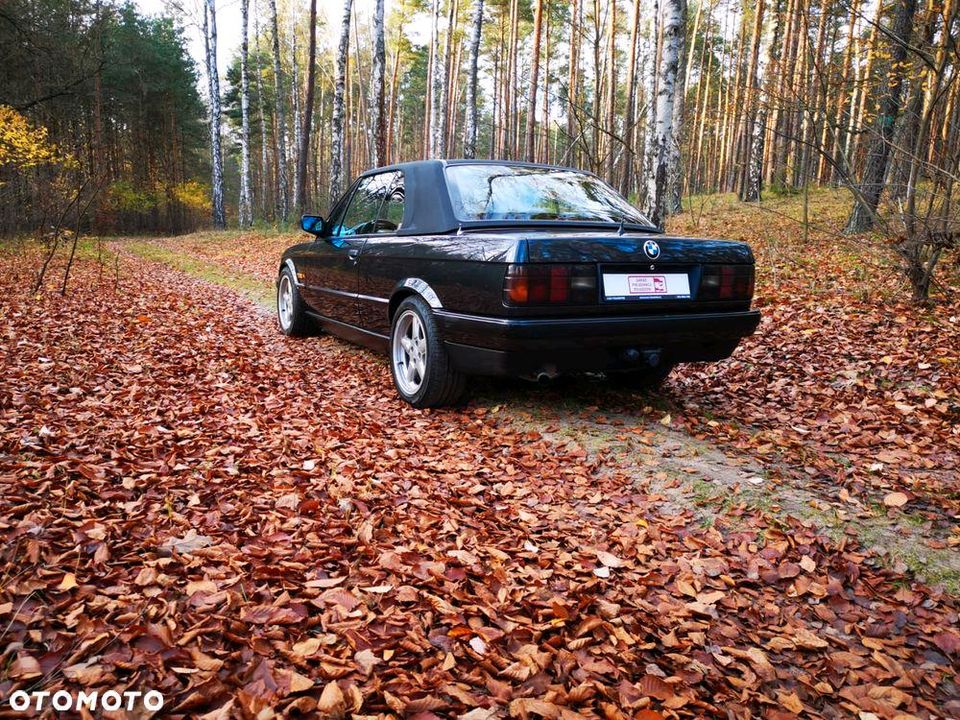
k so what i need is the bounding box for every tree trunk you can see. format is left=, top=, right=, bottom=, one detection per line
left=525, top=0, right=545, bottom=160
left=239, top=0, right=253, bottom=226
left=736, top=0, right=766, bottom=200
left=371, top=0, right=386, bottom=166
left=295, top=0, right=318, bottom=213
left=621, top=0, right=641, bottom=196
left=441, top=0, right=457, bottom=154
left=254, top=0, right=271, bottom=217
left=204, top=0, right=226, bottom=229
left=290, top=19, right=302, bottom=205
left=429, top=0, right=445, bottom=157
left=845, top=0, right=918, bottom=233
left=645, top=0, right=682, bottom=228
left=604, top=0, right=618, bottom=181
left=827, top=0, right=860, bottom=183
left=566, top=0, right=580, bottom=163
left=464, top=0, right=485, bottom=158
left=330, top=0, right=353, bottom=203
left=667, top=0, right=686, bottom=213
left=506, top=0, right=520, bottom=158
left=642, top=0, right=662, bottom=206
left=268, top=0, right=289, bottom=220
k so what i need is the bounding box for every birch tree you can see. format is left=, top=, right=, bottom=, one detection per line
left=238, top=0, right=253, bottom=226
left=204, top=0, right=225, bottom=229
left=295, top=0, right=318, bottom=212
left=290, top=19, right=302, bottom=204
left=644, top=0, right=682, bottom=228
left=253, top=0, right=270, bottom=216
left=330, top=0, right=353, bottom=202
left=429, top=0, right=446, bottom=158
left=667, top=0, right=686, bottom=213
left=268, top=0, right=289, bottom=220
left=371, top=0, right=386, bottom=166
left=463, top=0, right=484, bottom=158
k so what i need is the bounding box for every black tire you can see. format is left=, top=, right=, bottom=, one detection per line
left=609, top=363, right=675, bottom=391
left=276, top=267, right=313, bottom=337
left=389, top=296, right=466, bottom=408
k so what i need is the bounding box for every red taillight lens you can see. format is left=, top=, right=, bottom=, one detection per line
left=699, top=264, right=755, bottom=301
left=503, top=264, right=596, bottom=306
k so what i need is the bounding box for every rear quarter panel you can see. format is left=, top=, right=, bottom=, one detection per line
left=357, top=234, right=522, bottom=335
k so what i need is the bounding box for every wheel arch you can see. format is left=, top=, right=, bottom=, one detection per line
left=389, top=278, right=442, bottom=321
left=279, top=258, right=302, bottom=285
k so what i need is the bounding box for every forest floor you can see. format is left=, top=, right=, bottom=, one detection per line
left=2, top=188, right=959, bottom=718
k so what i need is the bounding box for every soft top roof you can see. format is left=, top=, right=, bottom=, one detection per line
left=352, top=159, right=604, bottom=237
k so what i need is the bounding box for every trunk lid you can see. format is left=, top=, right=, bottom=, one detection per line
left=519, top=230, right=753, bottom=265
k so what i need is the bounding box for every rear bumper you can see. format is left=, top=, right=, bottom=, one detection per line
left=437, top=309, right=761, bottom=376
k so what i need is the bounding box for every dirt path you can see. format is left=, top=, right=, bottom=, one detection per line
left=112, top=234, right=960, bottom=592
left=5, top=243, right=956, bottom=718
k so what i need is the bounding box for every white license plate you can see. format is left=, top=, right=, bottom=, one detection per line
left=603, top=273, right=691, bottom=300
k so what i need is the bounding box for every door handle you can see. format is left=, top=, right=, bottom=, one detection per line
left=348, top=248, right=360, bottom=262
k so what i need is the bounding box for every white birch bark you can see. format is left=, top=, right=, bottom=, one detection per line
left=254, top=0, right=270, bottom=216
left=204, top=0, right=226, bottom=229
left=330, top=0, right=353, bottom=201
left=371, top=0, right=386, bottom=166
left=269, top=0, right=289, bottom=220
left=239, top=0, right=253, bottom=227
left=667, top=0, right=686, bottom=214
left=429, top=0, right=445, bottom=158
left=641, top=0, right=660, bottom=208
left=644, top=0, right=681, bottom=228
left=290, top=16, right=302, bottom=202
left=463, top=0, right=484, bottom=158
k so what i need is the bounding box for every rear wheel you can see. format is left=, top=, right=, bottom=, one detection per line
left=609, top=363, right=675, bottom=391
left=277, top=268, right=313, bottom=337
left=390, top=296, right=465, bottom=408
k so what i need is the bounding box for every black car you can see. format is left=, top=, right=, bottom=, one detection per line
left=277, top=160, right=759, bottom=408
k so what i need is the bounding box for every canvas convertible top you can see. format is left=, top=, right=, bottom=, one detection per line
left=355, top=159, right=613, bottom=237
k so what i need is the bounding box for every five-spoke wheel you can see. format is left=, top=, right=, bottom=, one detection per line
left=389, top=296, right=465, bottom=408
left=392, top=309, right=428, bottom=396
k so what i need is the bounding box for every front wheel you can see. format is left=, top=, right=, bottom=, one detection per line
left=390, top=296, right=466, bottom=408
left=277, top=267, right=313, bottom=337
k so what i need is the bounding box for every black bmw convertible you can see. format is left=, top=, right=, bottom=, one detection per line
left=277, top=160, right=759, bottom=408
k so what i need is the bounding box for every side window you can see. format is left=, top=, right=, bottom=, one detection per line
left=332, top=172, right=400, bottom=237
left=377, top=174, right=404, bottom=232
left=326, top=181, right=358, bottom=237
left=333, top=176, right=380, bottom=237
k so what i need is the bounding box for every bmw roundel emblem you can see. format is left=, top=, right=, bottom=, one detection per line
left=643, top=240, right=661, bottom=260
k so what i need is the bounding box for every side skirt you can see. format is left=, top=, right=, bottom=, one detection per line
left=306, top=312, right=390, bottom=354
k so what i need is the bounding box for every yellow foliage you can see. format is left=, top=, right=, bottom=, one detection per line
left=173, top=180, right=211, bottom=212
left=0, top=106, right=62, bottom=169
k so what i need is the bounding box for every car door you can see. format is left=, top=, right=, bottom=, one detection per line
left=357, top=173, right=405, bottom=335
left=301, top=174, right=391, bottom=326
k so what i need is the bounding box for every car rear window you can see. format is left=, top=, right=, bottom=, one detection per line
left=445, top=164, right=652, bottom=226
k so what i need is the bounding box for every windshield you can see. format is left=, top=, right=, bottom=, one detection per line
left=445, top=164, right=653, bottom=226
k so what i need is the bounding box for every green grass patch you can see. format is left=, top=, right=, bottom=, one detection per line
left=123, top=240, right=274, bottom=309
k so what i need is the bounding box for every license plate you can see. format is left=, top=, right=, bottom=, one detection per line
left=603, top=273, right=691, bottom=300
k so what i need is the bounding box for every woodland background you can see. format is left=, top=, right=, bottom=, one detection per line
left=3, top=0, right=960, bottom=716
left=1, top=0, right=958, bottom=300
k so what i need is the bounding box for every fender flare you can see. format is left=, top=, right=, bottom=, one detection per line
left=391, top=277, right=443, bottom=316
left=281, top=258, right=303, bottom=286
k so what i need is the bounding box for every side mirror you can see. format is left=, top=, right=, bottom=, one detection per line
left=300, top=214, right=326, bottom=237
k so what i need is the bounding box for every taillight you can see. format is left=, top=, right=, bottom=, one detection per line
left=503, top=264, right=596, bottom=306
left=699, top=265, right=755, bottom=301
